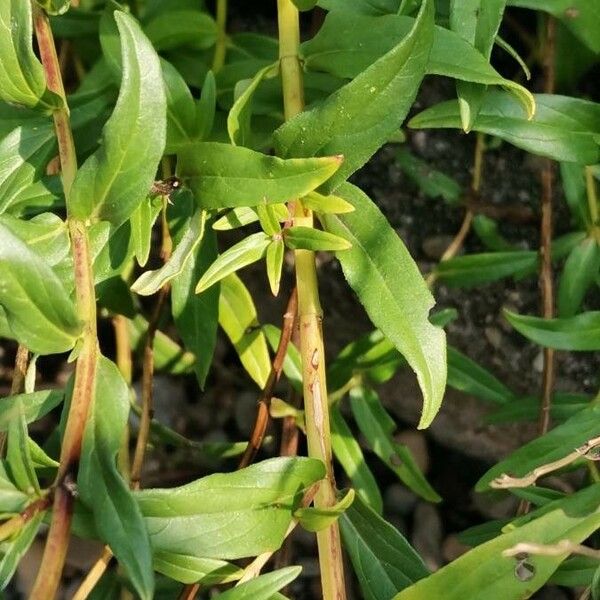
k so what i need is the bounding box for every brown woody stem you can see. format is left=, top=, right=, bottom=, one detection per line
left=31, top=6, right=99, bottom=598
left=238, top=287, right=298, bottom=469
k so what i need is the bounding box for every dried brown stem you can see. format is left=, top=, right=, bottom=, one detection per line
left=503, top=540, right=600, bottom=560
left=238, top=288, right=298, bottom=469
left=491, top=435, right=600, bottom=489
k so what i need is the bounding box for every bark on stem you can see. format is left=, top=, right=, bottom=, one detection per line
left=31, top=6, right=99, bottom=598
left=277, top=2, right=347, bottom=598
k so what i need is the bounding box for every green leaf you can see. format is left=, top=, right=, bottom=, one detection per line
left=560, top=162, right=590, bottom=228
left=450, top=0, right=507, bottom=130
left=340, top=493, right=429, bottom=600
left=136, top=457, right=325, bottom=559
left=172, top=222, right=219, bottom=388
left=0, top=223, right=81, bottom=354
left=130, top=196, right=162, bottom=267
left=302, top=191, right=355, bottom=214
left=70, top=11, right=166, bottom=226
left=35, top=0, right=70, bottom=16
left=256, top=205, right=282, bottom=236
left=349, top=387, right=440, bottom=502
left=410, top=92, right=600, bottom=164
left=0, top=390, right=63, bottom=431
left=435, top=232, right=585, bottom=286
left=7, top=403, right=40, bottom=495
left=0, top=511, right=45, bottom=589
left=301, top=11, right=534, bottom=125
left=161, top=59, right=196, bottom=153
left=266, top=240, right=284, bottom=296
left=213, top=207, right=261, bottom=230
left=276, top=0, right=434, bottom=191
left=558, top=237, right=600, bottom=317
left=0, top=124, right=56, bottom=216
left=177, top=142, right=342, bottom=210
left=215, top=567, right=302, bottom=600
left=396, top=148, right=461, bottom=204
left=318, top=0, right=401, bottom=14
left=284, top=226, right=351, bottom=251
left=218, top=274, right=271, bottom=389
left=196, top=71, right=217, bottom=142
left=508, top=0, right=600, bottom=53
left=447, top=346, right=515, bottom=404
left=78, top=356, right=154, bottom=600
left=476, top=403, right=600, bottom=491
left=132, top=209, right=206, bottom=296
left=144, top=9, right=217, bottom=51
left=330, top=404, right=383, bottom=513
left=295, top=489, right=355, bottom=532
left=487, top=392, right=591, bottom=424
left=0, top=1, right=61, bottom=110
left=472, top=215, right=514, bottom=251
left=321, top=183, right=446, bottom=429
left=504, top=309, right=600, bottom=351
left=394, top=489, right=600, bottom=600
left=196, top=232, right=271, bottom=293
left=153, top=551, right=242, bottom=585
left=228, top=63, right=279, bottom=147
left=0, top=464, right=29, bottom=513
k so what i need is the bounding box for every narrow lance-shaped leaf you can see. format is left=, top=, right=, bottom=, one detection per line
left=0, top=223, right=81, bottom=354
left=78, top=356, right=154, bottom=600
left=330, top=404, right=383, bottom=513
left=177, top=142, right=342, bottom=210
left=349, top=387, right=441, bottom=501
left=284, top=226, right=351, bottom=251
left=275, top=0, right=434, bottom=191
left=132, top=209, right=207, bottom=296
left=130, top=196, right=162, bottom=267
left=0, top=390, right=63, bottom=431
left=153, top=551, right=242, bottom=586
left=0, top=1, right=61, bottom=110
left=70, top=11, right=166, bottom=226
left=557, top=237, right=600, bottom=317
left=216, top=567, right=302, bottom=600
left=136, top=457, right=324, bottom=558
left=340, top=493, right=429, bottom=600
left=410, top=92, right=600, bottom=165
left=228, top=62, right=279, bottom=146
left=301, top=12, right=534, bottom=122
left=504, top=309, right=600, bottom=351
left=266, top=240, right=284, bottom=297
left=196, top=232, right=271, bottom=293
left=450, top=0, right=508, bottom=130
left=7, top=403, right=40, bottom=496
left=219, top=273, right=271, bottom=389
left=321, top=183, right=446, bottom=429
left=172, top=219, right=220, bottom=388
left=394, top=488, right=600, bottom=600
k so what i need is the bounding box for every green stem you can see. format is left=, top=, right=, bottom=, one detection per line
left=31, top=5, right=99, bottom=598
left=277, top=2, right=347, bottom=599
left=212, top=0, right=228, bottom=73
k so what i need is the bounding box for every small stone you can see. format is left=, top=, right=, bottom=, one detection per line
left=484, top=327, right=503, bottom=350
left=422, top=235, right=456, bottom=260
left=411, top=503, right=443, bottom=571
left=395, top=430, right=430, bottom=474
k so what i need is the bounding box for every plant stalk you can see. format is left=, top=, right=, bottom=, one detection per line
left=537, top=14, right=556, bottom=437
left=212, top=0, right=228, bottom=73
left=31, top=6, right=99, bottom=598
left=277, top=2, right=347, bottom=598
